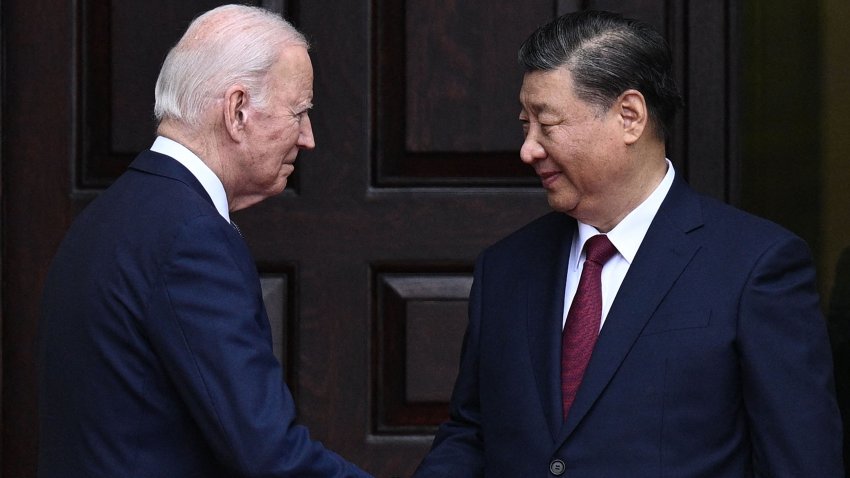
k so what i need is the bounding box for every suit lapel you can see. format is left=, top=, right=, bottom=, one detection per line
left=526, top=213, right=576, bottom=441
left=556, top=177, right=704, bottom=445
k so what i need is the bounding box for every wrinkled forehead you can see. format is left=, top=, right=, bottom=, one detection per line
left=519, top=67, right=575, bottom=112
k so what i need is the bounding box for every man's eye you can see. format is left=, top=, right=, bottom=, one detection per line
left=540, top=123, right=556, bottom=133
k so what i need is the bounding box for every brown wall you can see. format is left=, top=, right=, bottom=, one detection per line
left=742, top=0, right=850, bottom=305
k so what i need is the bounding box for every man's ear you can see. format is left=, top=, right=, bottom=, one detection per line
left=618, top=89, right=648, bottom=145
left=224, top=85, right=248, bottom=142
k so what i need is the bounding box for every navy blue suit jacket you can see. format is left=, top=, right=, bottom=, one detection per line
left=415, top=176, right=844, bottom=477
left=39, top=151, right=371, bottom=477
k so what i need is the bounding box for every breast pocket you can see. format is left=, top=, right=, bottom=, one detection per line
left=640, top=309, right=711, bottom=336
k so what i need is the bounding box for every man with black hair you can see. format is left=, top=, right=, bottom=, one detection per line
left=415, top=10, right=843, bottom=477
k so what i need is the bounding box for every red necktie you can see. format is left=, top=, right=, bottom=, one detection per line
left=561, top=234, right=618, bottom=420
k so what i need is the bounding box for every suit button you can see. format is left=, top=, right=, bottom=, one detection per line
left=549, top=459, right=565, bottom=475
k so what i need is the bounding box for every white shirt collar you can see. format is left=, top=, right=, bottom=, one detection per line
left=570, top=159, right=675, bottom=270
left=150, top=136, right=231, bottom=223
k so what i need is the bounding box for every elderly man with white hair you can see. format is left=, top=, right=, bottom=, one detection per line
left=38, top=5, right=372, bottom=477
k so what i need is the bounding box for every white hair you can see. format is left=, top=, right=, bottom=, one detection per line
left=154, top=4, right=308, bottom=126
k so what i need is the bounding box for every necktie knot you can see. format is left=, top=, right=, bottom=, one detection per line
left=584, top=234, right=617, bottom=266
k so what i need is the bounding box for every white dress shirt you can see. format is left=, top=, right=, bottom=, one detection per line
left=150, top=136, right=231, bottom=224
left=562, top=160, right=676, bottom=330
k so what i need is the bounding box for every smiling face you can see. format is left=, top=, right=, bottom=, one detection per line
left=231, top=45, right=314, bottom=209
left=519, top=67, right=641, bottom=230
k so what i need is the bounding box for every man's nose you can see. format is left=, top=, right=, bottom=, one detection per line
left=519, top=133, right=545, bottom=164
left=298, top=115, right=315, bottom=150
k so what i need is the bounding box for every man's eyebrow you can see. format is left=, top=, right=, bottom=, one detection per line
left=519, top=101, right=555, bottom=115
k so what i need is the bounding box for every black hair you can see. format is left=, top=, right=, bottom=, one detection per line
left=519, top=10, right=683, bottom=141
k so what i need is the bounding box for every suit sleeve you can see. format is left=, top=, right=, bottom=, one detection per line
left=144, top=215, right=372, bottom=478
left=737, top=234, right=845, bottom=476
left=413, top=254, right=487, bottom=478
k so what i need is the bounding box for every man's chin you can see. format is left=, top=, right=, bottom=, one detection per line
left=546, top=194, right=571, bottom=212
left=274, top=179, right=288, bottom=195
left=548, top=195, right=585, bottom=219
left=274, top=167, right=294, bottom=188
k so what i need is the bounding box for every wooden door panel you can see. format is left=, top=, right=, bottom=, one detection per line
left=375, top=273, right=472, bottom=433
left=376, top=0, right=548, bottom=185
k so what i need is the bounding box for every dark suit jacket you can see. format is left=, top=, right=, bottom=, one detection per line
left=38, top=151, right=371, bottom=477
left=414, top=176, right=844, bottom=477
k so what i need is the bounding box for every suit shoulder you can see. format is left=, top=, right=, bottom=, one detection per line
left=697, top=193, right=803, bottom=246
left=65, top=163, right=228, bottom=265
left=678, top=192, right=819, bottom=271
left=482, top=211, right=573, bottom=258
left=89, top=164, right=215, bottom=223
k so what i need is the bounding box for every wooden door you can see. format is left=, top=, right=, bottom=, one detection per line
left=1, top=1, right=740, bottom=476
